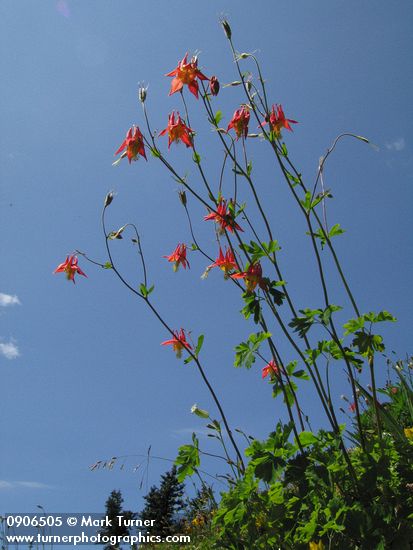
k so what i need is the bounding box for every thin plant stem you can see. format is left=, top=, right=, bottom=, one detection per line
left=101, top=204, right=245, bottom=474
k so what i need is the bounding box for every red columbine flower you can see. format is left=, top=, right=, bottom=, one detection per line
left=161, top=328, right=192, bottom=358
left=231, top=262, right=267, bottom=293
left=261, top=104, right=297, bottom=138
left=204, top=199, right=243, bottom=235
left=227, top=106, right=250, bottom=139
left=207, top=247, right=237, bottom=277
left=262, top=360, right=279, bottom=380
left=159, top=111, right=193, bottom=149
left=163, top=243, right=189, bottom=271
left=114, top=126, right=146, bottom=163
left=54, top=255, right=87, bottom=283
left=209, top=76, right=220, bottom=96
left=166, top=53, right=209, bottom=99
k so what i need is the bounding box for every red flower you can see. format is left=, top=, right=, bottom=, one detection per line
left=262, top=360, right=279, bottom=380
left=349, top=402, right=357, bottom=413
left=204, top=199, right=243, bottom=235
left=161, top=328, right=192, bottom=358
left=114, top=126, right=146, bottom=163
left=54, top=255, right=87, bottom=283
left=227, top=106, right=250, bottom=139
left=261, top=104, right=297, bottom=138
left=207, top=247, right=237, bottom=277
left=163, top=243, right=189, bottom=271
left=159, top=111, right=193, bottom=149
left=231, top=262, right=267, bottom=293
left=166, top=53, right=209, bottom=99
left=209, top=76, right=220, bottom=96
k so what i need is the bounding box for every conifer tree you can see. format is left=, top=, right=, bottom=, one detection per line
left=139, top=466, right=185, bottom=537
left=99, top=490, right=134, bottom=550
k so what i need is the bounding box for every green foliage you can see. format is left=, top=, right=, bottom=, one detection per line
left=175, top=434, right=200, bottom=482
left=139, top=283, right=155, bottom=298
left=211, top=425, right=413, bottom=548
left=240, top=292, right=262, bottom=324
left=312, top=223, right=345, bottom=248
left=289, top=305, right=342, bottom=338
left=239, top=239, right=280, bottom=263
left=201, top=361, right=413, bottom=549
left=234, top=331, right=271, bottom=369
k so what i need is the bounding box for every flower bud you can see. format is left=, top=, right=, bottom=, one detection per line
left=138, top=85, right=148, bottom=103
left=221, top=19, right=232, bottom=39
left=209, top=76, right=220, bottom=96
left=104, top=192, right=114, bottom=208
left=191, top=404, right=210, bottom=419
left=178, top=190, right=187, bottom=207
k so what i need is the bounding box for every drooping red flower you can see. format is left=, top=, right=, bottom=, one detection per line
left=262, top=360, right=279, bottom=380
left=349, top=402, right=357, bottom=413
left=159, top=111, right=193, bottom=149
left=54, top=255, right=87, bottom=283
left=227, top=106, right=250, bottom=139
left=209, top=76, right=220, bottom=96
left=161, top=328, right=192, bottom=358
left=261, top=104, right=297, bottom=138
left=204, top=199, right=243, bottom=235
left=207, top=247, right=238, bottom=277
left=163, top=243, right=189, bottom=271
left=231, top=261, right=267, bottom=293
left=114, top=126, right=147, bottom=163
left=166, top=53, right=209, bottom=99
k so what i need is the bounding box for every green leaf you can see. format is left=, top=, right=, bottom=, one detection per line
left=239, top=240, right=280, bottom=264
left=175, top=438, right=200, bottom=482
left=150, top=147, right=161, bottom=158
left=192, top=151, right=201, bottom=164
left=240, top=292, right=262, bottom=324
left=321, top=304, right=342, bottom=326
left=195, top=334, right=204, bottom=357
left=103, top=262, right=113, bottom=270
left=352, top=331, right=385, bottom=356
left=300, top=191, right=312, bottom=211
left=281, top=143, right=288, bottom=157
left=343, top=316, right=365, bottom=335
left=292, top=369, right=310, bottom=381
left=296, top=431, right=318, bottom=448
left=234, top=331, right=271, bottom=369
left=214, top=110, right=223, bottom=125
left=329, top=223, right=345, bottom=238
left=267, top=280, right=285, bottom=306
left=363, top=310, right=397, bottom=324
left=246, top=160, right=253, bottom=176
left=289, top=309, right=322, bottom=338
left=311, top=228, right=327, bottom=249
left=139, top=283, right=154, bottom=298
left=285, top=170, right=301, bottom=186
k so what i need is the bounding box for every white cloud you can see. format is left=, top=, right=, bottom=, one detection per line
left=0, top=341, right=20, bottom=360
left=0, top=293, right=21, bottom=307
left=385, top=137, right=405, bottom=151
left=0, top=480, right=13, bottom=489
left=0, top=480, right=53, bottom=490
left=16, top=481, right=52, bottom=489
left=171, top=426, right=211, bottom=438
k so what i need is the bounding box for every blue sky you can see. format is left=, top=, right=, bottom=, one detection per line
left=1, top=0, right=412, bottom=522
